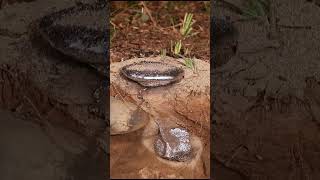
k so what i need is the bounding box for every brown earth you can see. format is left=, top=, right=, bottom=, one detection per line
left=110, top=57, right=210, bottom=137
left=110, top=56, right=210, bottom=179
left=110, top=1, right=211, bottom=179
left=3, top=0, right=320, bottom=179
left=110, top=120, right=207, bottom=179
left=110, top=1, right=210, bottom=63
left=213, top=0, right=320, bottom=179
left=0, top=0, right=107, bottom=179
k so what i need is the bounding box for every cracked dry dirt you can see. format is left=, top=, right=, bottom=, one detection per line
left=213, top=0, right=320, bottom=179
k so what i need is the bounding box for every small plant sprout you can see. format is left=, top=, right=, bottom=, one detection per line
left=180, top=13, right=195, bottom=37
left=184, top=57, right=195, bottom=70
left=184, top=47, right=190, bottom=56
left=173, top=40, right=182, bottom=55
left=140, top=7, right=150, bottom=22
left=160, top=49, right=167, bottom=58
left=164, top=12, right=198, bottom=72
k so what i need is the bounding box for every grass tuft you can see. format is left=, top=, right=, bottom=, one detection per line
left=184, top=57, right=195, bottom=70
left=160, top=49, right=167, bottom=59
left=180, top=13, right=194, bottom=37
left=163, top=12, right=198, bottom=71
left=174, top=40, right=182, bottom=55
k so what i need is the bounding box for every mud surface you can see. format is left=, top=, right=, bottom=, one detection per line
left=0, top=0, right=107, bottom=179
left=213, top=0, right=320, bottom=179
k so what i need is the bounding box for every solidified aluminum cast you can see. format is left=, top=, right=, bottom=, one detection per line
left=37, top=2, right=107, bottom=76
left=154, top=123, right=192, bottom=162
left=120, top=61, right=184, bottom=87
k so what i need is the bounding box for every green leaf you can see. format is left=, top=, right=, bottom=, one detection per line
left=180, top=13, right=194, bottom=37
left=184, top=58, right=195, bottom=70
left=174, top=40, right=182, bottom=55
left=161, top=49, right=166, bottom=58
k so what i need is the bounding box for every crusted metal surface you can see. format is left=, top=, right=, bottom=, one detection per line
left=37, top=2, right=107, bottom=66
left=154, top=125, right=192, bottom=162
left=120, top=61, right=184, bottom=87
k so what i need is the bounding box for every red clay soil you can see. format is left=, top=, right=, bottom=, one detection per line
left=110, top=1, right=210, bottom=63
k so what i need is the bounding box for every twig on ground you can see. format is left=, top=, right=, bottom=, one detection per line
left=110, top=20, right=117, bottom=29
left=110, top=2, right=140, bottom=19
left=162, top=22, right=183, bottom=30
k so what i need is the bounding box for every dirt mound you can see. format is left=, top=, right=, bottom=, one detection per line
left=110, top=56, right=210, bottom=139
left=110, top=56, right=210, bottom=178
